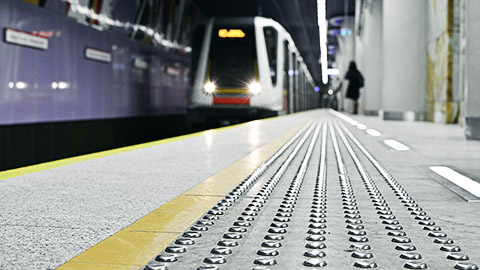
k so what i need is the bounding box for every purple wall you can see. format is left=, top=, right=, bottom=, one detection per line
left=0, top=0, right=191, bottom=126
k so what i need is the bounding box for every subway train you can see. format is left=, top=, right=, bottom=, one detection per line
left=188, top=17, right=318, bottom=125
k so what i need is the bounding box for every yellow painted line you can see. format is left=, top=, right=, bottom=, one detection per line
left=216, top=88, right=249, bottom=94
left=0, top=116, right=285, bottom=181
left=58, top=119, right=306, bottom=269
left=59, top=263, right=139, bottom=270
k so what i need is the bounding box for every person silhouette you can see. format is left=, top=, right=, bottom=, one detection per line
left=344, top=61, right=364, bottom=114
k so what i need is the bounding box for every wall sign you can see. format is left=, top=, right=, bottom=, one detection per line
left=133, top=58, right=149, bottom=70
left=4, top=28, right=48, bottom=50
left=84, top=47, right=112, bottom=63
left=165, top=66, right=180, bottom=77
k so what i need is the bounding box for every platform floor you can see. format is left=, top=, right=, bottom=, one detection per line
left=0, top=109, right=479, bottom=269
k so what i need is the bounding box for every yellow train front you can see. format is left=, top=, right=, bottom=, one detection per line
left=188, top=17, right=317, bottom=125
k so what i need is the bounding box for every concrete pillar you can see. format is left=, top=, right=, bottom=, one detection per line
left=465, top=0, right=480, bottom=140
left=336, top=17, right=355, bottom=112
left=357, top=0, right=383, bottom=116
left=382, top=0, right=428, bottom=121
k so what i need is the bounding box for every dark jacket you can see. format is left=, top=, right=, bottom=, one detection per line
left=345, top=69, right=364, bottom=101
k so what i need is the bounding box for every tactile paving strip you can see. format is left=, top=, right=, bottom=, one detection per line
left=141, top=113, right=478, bottom=270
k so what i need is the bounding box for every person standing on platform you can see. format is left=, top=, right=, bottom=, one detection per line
left=344, top=61, right=364, bottom=114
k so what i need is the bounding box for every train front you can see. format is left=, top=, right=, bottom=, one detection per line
left=189, top=17, right=282, bottom=125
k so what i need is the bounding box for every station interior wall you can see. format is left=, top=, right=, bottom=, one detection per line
left=334, top=0, right=479, bottom=139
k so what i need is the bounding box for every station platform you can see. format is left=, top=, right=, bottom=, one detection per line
left=1, top=109, right=479, bottom=270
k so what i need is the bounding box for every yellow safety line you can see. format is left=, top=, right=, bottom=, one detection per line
left=57, top=120, right=306, bottom=269
left=0, top=121, right=262, bottom=181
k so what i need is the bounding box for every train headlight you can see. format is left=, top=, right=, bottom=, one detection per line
left=249, top=82, right=262, bottom=94
left=204, top=82, right=216, bottom=94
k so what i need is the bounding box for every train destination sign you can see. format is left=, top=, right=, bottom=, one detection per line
left=4, top=28, right=48, bottom=50
left=84, top=47, right=112, bottom=63
left=218, top=29, right=246, bottom=38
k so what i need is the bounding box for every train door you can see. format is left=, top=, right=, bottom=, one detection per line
left=283, top=40, right=290, bottom=114
left=292, top=54, right=297, bottom=112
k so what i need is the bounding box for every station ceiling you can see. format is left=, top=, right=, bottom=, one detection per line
left=192, top=0, right=356, bottom=86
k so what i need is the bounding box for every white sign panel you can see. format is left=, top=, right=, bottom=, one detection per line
left=4, top=28, right=48, bottom=50
left=133, top=58, right=149, bottom=70
left=85, top=47, right=112, bottom=63
left=166, top=66, right=180, bottom=77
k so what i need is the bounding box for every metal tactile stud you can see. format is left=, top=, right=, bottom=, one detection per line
left=454, top=262, right=479, bottom=270
left=217, top=239, right=238, bottom=247
left=223, top=233, right=243, bottom=239
left=265, top=234, right=284, bottom=241
left=204, top=256, right=227, bottom=264
left=238, top=216, right=255, bottom=221
left=309, top=223, right=327, bottom=229
left=423, top=226, right=441, bottom=231
left=349, top=236, right=369, bottom=243
left=155, top=254, right=178, bottom=262
left=418, top=220, right=435, bottom=226
left=347, top=224, right=365, bottom=230
left=434, top=238, right=454, bottom=244
left=191, top=226, right=208, bottom=231
left=415, top=216, right=431, bottom=221
left=229, top=227, right=247, bottom=233
left=276, top=212, right=292, bottom=217
left=304, top=249, right=326, bottom=258
left=208, top=210, right=224, bottom=215
left=379, top=215, right=396, bottom=220
left=268, top=227, right=287, bottom=234
left=403, top=261, right=428, bottom=269
left=249, top=202, right=264, bottom=208
left=308, top=229, right=326, bottom=235
left=197, top=220, right=215, bottom=226
left=350, top=244, right=371, bottom=250
left=346, top=219, right=363, bottom=224
left=440, top=245, right=461, bottom=252
left=348, top=230, right=367, bottom=236
left=400, top=253, right=422, bottom=260
left=428, top=232, right=447, bottom=238
left=352, top=251, right=374, bottom=259
left=388, top=231, right=407, bottom=237
left=257, top=248, right=280, bottom=256
left=280, top=204, right=294, bottom=209
left=233, top=221, right=251, bottom=227
left=392, top=237, right=411, bottom=243
left=447, top=253, right=470, bottom=261
left=211, top=247, right=232, bottom=255
left=183, top=231, right=202, bottom=238
left=383, top=219, right=400, bottom=225
left=271, top=222, right=288, bottom=228
left=242, top=211, right=258, bottom=216
left=254, top=258, right=277, bottom=266
left=303, top=258, right=327, bottom=267
left=305, top=242, right=327, bottom=249
left=175, top=238, right=195, bottom=245
left=310, top=217, right=327, bottom=222
left=262, top=241, right=282, bottom=248
left=144, top=263, right=168, bottom=270
left=353, top=260, right=377, bottom=268
left=274, top=217, right=291, bottom=222
left=386, top=225, right=403, bottom=230
left=306, top=235, right=326, bottom=241
left=203, top=215, right=219, bottom=220
left=395, top=245, right=416, bottom=251
left=165, top=246, right=186, bottom=253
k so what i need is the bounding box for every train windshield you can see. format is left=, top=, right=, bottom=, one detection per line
left=209, top=25, right=257, bottom=89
